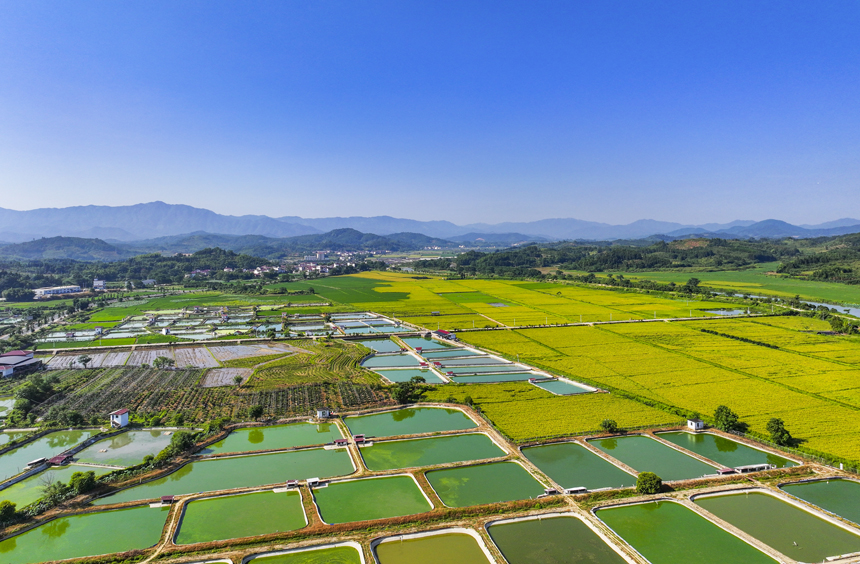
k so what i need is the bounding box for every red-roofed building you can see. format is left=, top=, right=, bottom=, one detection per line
left=110, top=408, right=129, bottom=428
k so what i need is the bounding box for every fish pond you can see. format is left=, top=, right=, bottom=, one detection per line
left=781, top=478, right=860, bottom=525
left=360, top=354, right=420, bottom=368
left=76, top=430, right=174, bottom=467
left=597, top=500, right=776, bottom=564
left=400, top=337, right=451, bottom=350
left=0, top=431, right=28, bottom=448
left=0, top=465, right=110, bottom=508
left=426, top=462, right=544, bottom=507
left=345, top=406, right=477, bottom=437
left=358, top=339, right=402, bottom=353
left=657, top=431, right=795, bottom=469
left=374, top=532, right=492, bottom=564
left=200, top=422, right=343, bottom=455
left=695, top=490, right=860, bottom=561
left=246, top=545, right=363, bottom=564
left=420, top=349, right=484, bottom=358
left=175, top=490, right=306, bottom=544
left=589, top=435, right=717, bottom=481
left=361, top=434, right=504, bottom=471
left=530, top=378, right=593, bottom=395
left=451, top=373, right=537, bottom=383
left=488, top=515, right=628, bottom=564
left=95, top=448, right=353, bottom=505
left=313, top=476, right=431, bottom=524
left=522, top=442, right=636, bottom=490
left=373, top=368, right=446, bottom=384
left=0, top=430, right=96, bottom=481
left=0, top=505, right=168, bottom=564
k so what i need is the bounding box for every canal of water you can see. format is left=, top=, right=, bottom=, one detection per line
left=200, top=422, right=343, bottom=455
left=597, top=500, right=776, bottom=564
left=360, top=434, right=505, bottom=471
left=589, top=435, right=717, bottom=481
left=781, top=478, right=860, bottom=525
left=94, top=448, right=354, bottom=505
left=522, top=442, right=636, bottom=490
left=426, top=462, right=544, bottom=507
left=488, top=515, right=628, bottom=564
left=175, top=490, right=306, bottom=544
left=695, top=490, right=860, bottom=561
left=344, top=407, right=477, bottom=437
left=314, top=475, right=431, bottom=524
left=0, top=505, right=168, bottom=564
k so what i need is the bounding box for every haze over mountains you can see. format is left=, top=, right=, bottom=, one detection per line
left=1, top=202, right=859, bottom=245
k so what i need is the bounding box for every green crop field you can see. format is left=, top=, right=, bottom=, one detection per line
left=607, top=263, right=860, bottom=304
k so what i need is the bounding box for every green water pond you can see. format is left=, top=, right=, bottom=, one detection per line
left=696, top=491, right=860, bottom=561
left=95, top=448, right=353, bottom=505
left=589, top=435, right=716, bottom=481
left=247, top=545, right=362, bottom=564
left=176, top=490, right=305, bottom=544
left=451, top=373, right=536, bottom=383
left=489, top=515, right=628, bottom=564
left=76, top=430, right=174, bottom=467
left=0, top=465, right=110, bottom=508
left=597, top=500, right=776, bottom=564
left=345, top=406, right=477, bottom=437
left=201, top=422, right=343, bottom=455
left=0, top=430, right=96, bottom=482
left=314, top=475, right=431, bottom=524
left=531, top=379, right=592, bottom=395
left=0, top=432, right=28, bottom=448
left=361, top=354, right=420, bottom=368
left=358, top=339, right=402, bottom=353
left=427, top=462, right=544, bottom=507
left=522, top=442, right=636, bottom=490
left=361, top=434, right=504, bottom=471
left=375, top=532, right=491, bottom=564
left=400, top=337, right=450, bottom=350
left=0, top=505, right=168, bottom=564
left=657, top=432, right=794, bottom=469
left=373, top=368, right=446, bottom=384
left=781, top=479, right=860, bottom=525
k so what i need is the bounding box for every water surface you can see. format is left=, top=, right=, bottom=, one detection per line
left=373, top=369, right=446, bottom=384
left=489, top=516, right=628, bottom=564
left=589, top=435, right=716, bottom=481
left=201, top=423, right=343, bottom=455
left=95, top=448, right=353, bottom=505
left=597, top=501, right=776, bottom=564
left=361, top=434, right=504, bottom=471
left=427, top=462, right=544, bottom=507
left=522, top=442, right=636, bottom=490
left=375, top=533, right=491, bottom=564
left=0, top=465, right=110, bottom=508
left=696, top=491, right=860, bottom=561
left=0, top=505, right=168, bottom=564
left=781, top=479, right=860, bottom=525
left=531, top=379, right=592, bottom=395
left=314, top=476, right=431, bottom=524
left=657, top=432, right=794, bottom=469
left=0, top=430, right=96, bottom=481
left=345, top=407, right=476, bottom=437
left=248, top=546, right=362, bottom=564
left=175, top=490, right=305, bottom=544
left=76, top=430, right=173, bottom=467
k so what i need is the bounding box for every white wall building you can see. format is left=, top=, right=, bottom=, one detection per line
left=34, top=285, right=82, bottom=298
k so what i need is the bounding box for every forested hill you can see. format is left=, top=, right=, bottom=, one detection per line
left=0, top=248, right=271, bottom=298
left=776, top=233, right=860, bottom=284
left=413, top=239, right=799, bottom=277
left=0, top=237, right=136, bottom=261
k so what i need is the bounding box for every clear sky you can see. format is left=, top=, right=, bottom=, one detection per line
left=1, top=1, right=858, bottom=225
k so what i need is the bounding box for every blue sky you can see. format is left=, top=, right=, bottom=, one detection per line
left=1, top=1, right=858, bottom=224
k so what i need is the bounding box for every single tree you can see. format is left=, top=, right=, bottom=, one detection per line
left=713, top=405, right=740, bottom=432
left=0, top=500, right=17, bottom=522
left=600, top=419, right=619, bottom=434
left=76, top=354, right=92, bottom=369
left=233, top=375, right=243, bottom=386
left=766, top=418, right=793, bottom=446
left=68, top=471, right=97, bottom=494
left=636, top=472, right=662, bottom=495
left=249, top=405, right=265, bottom=420
left=153, top=356, right=175, bottom=369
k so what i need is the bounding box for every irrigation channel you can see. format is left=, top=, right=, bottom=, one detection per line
left=3, top=335, right=860, bottom=563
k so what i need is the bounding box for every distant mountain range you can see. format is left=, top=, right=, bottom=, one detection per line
left=0, top=201, right=858, bottom=243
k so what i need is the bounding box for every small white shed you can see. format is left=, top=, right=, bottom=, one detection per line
left=316, top=408, right=331, bottom=419
left=110, top=408, right=130, bottom=428
left=687, top=418, right=705, bottom=431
